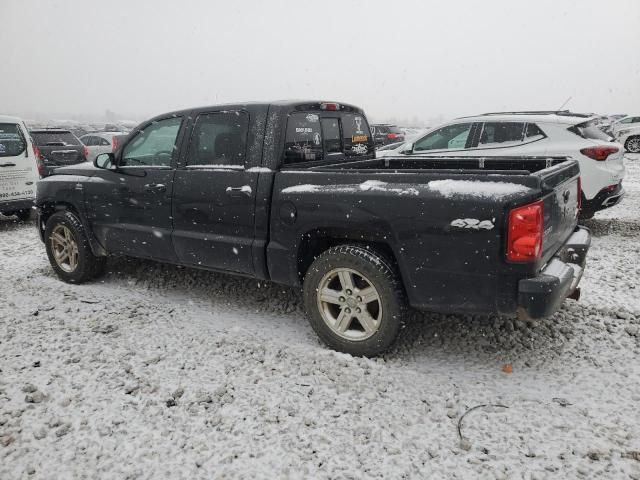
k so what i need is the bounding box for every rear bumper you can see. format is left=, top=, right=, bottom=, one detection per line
left=517, top=226, right=590, bottom=319
left=0, top=197, right=34, bottom=213
left=582, top=183, right=625, bottom=214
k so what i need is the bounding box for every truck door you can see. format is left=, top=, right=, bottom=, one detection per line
left=171, top=110, right=257, bottom=274
left=86, top=116, right=182, bottom=261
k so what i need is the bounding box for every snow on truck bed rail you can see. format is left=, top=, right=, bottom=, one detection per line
left=282, top=179, right=530, bottom=198
left=427, top=179, right=531, bottom=199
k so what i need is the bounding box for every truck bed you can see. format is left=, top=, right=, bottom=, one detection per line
left=268, top=156, right=581, bottom=315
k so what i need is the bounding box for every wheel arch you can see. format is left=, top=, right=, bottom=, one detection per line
left=296, top=228, right=401, bottom=284
left=38, top=202, right=106, bottom=256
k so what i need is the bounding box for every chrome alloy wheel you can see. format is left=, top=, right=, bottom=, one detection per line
left=50, top=225, right=79, bottom=273
left=316, top=268, right=383, bottom=341
left=626, top=137, right=640, bottom=153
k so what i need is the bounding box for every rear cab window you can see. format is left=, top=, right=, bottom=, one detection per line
left=31, top=131, right=80, bottom=147
left=284, top=110, right=374, bottom=164
left=0, top=123, right=27, bottom=157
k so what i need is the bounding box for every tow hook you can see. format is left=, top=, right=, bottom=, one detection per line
left=568, top=288, right=581, bottom=301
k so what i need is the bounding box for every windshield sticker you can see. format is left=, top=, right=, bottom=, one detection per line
left=295, top=127, right=313, bottom=133
left=305, top=114, right=319, bottom=123
left=354, top=116, right=364, bottom=134
left=313, top=132, right=321, bottom=145
left=352, top=134, right=368, bottom=143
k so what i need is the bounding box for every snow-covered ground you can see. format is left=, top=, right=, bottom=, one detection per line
left=1, top=156, right=639, bottom=479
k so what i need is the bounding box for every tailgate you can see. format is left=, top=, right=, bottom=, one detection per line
left=40, top=146, right=84, bottom=165
left=536, top=162, right=581, bottom=264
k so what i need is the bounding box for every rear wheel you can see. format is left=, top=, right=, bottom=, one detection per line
left=44, top=210, right=106, bottom=283
left=303, top=244, right=406, bottom=356
left=625, top=136, right=640, bottom=153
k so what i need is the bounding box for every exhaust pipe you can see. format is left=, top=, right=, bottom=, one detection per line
left=568, top=288, right=581, bottom=301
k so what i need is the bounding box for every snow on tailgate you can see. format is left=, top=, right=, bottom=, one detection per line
left=428, top=179, right=531, bottom=199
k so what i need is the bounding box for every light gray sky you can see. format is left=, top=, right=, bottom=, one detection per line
left=2, top=0, right=639, bottom=125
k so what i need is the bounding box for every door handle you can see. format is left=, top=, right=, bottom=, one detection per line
left=144, top=183, right=167, bottom=193
left=225, top=185, right=253, bottom=197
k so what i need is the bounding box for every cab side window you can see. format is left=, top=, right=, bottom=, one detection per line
left=414, top=123, right=472, bottom=151
left=121, top=117, right=182, bottom=167
left=185, top=112, right=249, bottom=167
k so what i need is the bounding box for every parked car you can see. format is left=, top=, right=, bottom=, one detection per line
left=80, top=132, right=126, bottom=163
left=606, top=115, right=640, bottom=136
left=0, top=115, right=38, bottom=220
left=615, top=124, right=640, bottom=153
left=35, top=101, right=590, bottom=356
left=371, top=124, right=405, bottom=146
left=377, top=111, right=625, bottom=219
left=30, top=128, right=88, bottom=177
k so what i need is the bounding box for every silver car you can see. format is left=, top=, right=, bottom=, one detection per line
left=80, top=132, right=126, bottom=163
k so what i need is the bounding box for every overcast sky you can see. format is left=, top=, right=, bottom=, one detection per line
left=2, top=0, right=639, bottom=125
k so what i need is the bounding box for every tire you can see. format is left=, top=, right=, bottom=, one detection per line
left=624, top=136, right=640, bottom=154
left=303, top=244, right=406, bottom=356
left=15, top=209, right=32, bottom=222
left=44, top=210, right=106, bottom=283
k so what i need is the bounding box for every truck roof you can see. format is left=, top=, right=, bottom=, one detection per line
left=149, top=100, right=364, bottom=121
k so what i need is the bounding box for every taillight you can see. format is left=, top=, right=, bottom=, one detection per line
left=506, top=200, right=544, bottom=262
left=320, top=102, right=340, bottom=111
left=83, top=145, right=89, bottom=160
left=112, top=136, right=119, bottom=152
left=33, top=147, right=45, bottom=177
left=580, top=146, right=618, bottom=161
left=577, top=177, right=582, bottom=210
left=387, top=133, right=399, bottom=140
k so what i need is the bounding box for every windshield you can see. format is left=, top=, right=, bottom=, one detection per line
left=0, top=123, right=26, bottom=157
left=31, top=131, right=80, bottom=146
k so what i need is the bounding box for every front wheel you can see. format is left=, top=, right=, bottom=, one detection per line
left=44, top=210, right=106, bottom=283
left=625, top=136, right=640, bottom=154
left=303, top=245, right=406, bottom=356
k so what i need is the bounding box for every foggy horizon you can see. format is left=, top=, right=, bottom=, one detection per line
left=2, top=0, right=639, bottom=126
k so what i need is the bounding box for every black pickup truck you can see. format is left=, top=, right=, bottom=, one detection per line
left=35, top=101, right=590, bottom=356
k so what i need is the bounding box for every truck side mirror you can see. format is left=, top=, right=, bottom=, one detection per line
left=94, top=152, right=116, bottom=170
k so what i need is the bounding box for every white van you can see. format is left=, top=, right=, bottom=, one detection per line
left=0, top=115, right=39, bottom=220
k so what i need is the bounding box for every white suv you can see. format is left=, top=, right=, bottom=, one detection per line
left=0, top=115, right=38, bottom=220
left=614, top=124, right=640, bottom=153
left=608, top=115, right=640, bottom=136
left=378, top=111, right=625, bottom=218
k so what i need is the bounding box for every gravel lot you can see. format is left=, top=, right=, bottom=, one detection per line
left=1, top=156, right=640, bottom=479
